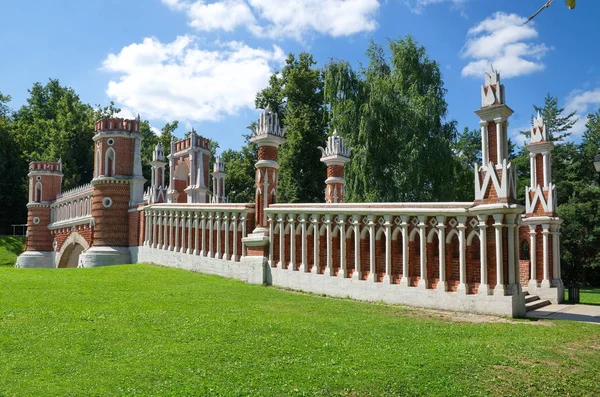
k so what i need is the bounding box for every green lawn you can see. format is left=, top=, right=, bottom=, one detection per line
left=581, top=288, right=600, bottom=305
left=1, top=265, right=600, bottom=396
left=0, top=235, right=25, bottom=267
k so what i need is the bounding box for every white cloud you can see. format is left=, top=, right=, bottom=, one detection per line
left=461, top=12, right=550, bottom=79
left=405, top=0, right=469, bottom=15
left=162, top=0, right=380, bottom=40
left=102, top=36, right=285, bottom=123
left=564, top=88, right=600, bottom=137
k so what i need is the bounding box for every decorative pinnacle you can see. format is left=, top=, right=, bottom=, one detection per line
left=153, top=142, right=165, bottom=162
left=318, top=130, right=352, bottom=158
left=254, top=106, right=285, bottom=138
left=213, top=156, right=225, bottom=173
left=530, top=111, right=548, bottom=143
left=481, top=64, right=505, bottom=107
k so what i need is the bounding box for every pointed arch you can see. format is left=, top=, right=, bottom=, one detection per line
left=105, top=147, right=116, bottom=177
left=375, top=226, right=385, bottom=241
left=445, top=229, right=459, bottom=244
left=409, top=227, right=419, bottom=242
left=426, top=228, right=438, bottom=243
left=391, top=226, right=402, bottom=241
left=34, top=182, right=42, bottom=202
left=95, top=149, right=101, bottom=177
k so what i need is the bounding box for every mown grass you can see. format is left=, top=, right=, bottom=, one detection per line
left=0, top=235, right=25, bottom=267
left=580, top=287, right=600, bottom=305
left=1, top=265, right=600, bottom=396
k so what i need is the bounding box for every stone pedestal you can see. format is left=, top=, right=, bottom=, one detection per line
left=16, top=251, right=55, bottom=268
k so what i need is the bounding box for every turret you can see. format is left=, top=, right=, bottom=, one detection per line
left=166, top=129, right=212, bottom=203
left=473, top=66, right=517, bottom=204
left=16, top=160, right=63, bottom=267
left=150, top=142, right=167, bottom=203
left=84, top=116, right=145, bottom=266
left=249, top=106, right=286, bottom=234
left=211, top=156, right=227, bottom=203
left=521, top=112, right=563, bottom=295
left=318, top=130, right=352, bottom=203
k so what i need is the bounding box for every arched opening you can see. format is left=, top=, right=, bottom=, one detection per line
left=446, top=232, right=460, bottom=292
left=34, top=182, right=42, bottom=202
left=95, top=149, right=101, bottom=177
left=467, top=231, right=481, bottom=294
left=391, top=227, right=403, bottom=283
left=105, top=147, right=116, bottom=177
left=174, top=161, right=190, bottom=204
left=56, top=232, right=90, bottom=268
left=408, top=227, right=420, bottom=286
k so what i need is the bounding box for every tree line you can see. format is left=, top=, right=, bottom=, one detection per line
left=0, top=35, right=598, bottom=284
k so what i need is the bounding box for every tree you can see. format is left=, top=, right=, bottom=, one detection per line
left=323, top=36, right=457, bottom=202
left=256, top=53, right=327, bottom=203
left=12, top=79, right=96, bottom=190
left=0, top=93, right=26, bottom=233
left=221, top=131, right=257, bottom=203
left=452, top=127, right=480, bottom=201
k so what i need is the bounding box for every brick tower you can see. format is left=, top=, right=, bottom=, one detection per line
left=318, top=130, right=352, bottom=203
left=149, top=142, right=167, bottom=203
left=16, top=161, right=63, bottom=268
left=241, top=107, right=286, bottom=271
left=211, top=156, right=227, bottom=203
left=522, top=112, right=563, bottom=300
left=474, top=66, right=517, bottom=204
left=80, top=117, right=145, bottom=267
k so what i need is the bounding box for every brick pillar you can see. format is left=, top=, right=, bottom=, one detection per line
left=319, top=130, right=351, bottom=203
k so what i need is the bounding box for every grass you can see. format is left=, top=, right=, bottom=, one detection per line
left=1, top=265, right=600, bottom=396
left=581, top=288, right=600, bottom=305
left=0, top=235, right=25, bottom=267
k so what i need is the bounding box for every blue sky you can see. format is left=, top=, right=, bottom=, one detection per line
left=1, top=0, right=599, bottom=153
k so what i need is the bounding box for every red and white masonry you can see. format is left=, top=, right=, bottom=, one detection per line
left=318, top=130, right=352, bottom=203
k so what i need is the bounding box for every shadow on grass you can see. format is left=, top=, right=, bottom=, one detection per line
left=0, top=236, right=26, bottom=267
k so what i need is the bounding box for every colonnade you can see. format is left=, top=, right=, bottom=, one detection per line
left=143, top=206, right=253, bottom=261
left=266, top=210, right=523, bottom=295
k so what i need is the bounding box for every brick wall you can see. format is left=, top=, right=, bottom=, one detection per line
left=26, top=206, right=52, bottom=251
left=92, top=182, right=131, bottom=247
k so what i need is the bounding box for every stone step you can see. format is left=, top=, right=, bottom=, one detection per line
left=525, top=294, right=540, bottom=303
left=525, top=299, right=552, bottom=312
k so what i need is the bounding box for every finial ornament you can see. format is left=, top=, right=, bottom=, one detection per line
left=254, top=106, right=285, bottom=138
left=318, top=130, right=352, bottom=158
left=481, top=64, right=505, bottom=107
left=530, top=111, right=548, bottom=143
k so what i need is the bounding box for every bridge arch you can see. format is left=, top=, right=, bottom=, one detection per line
left=56, top=232, right=90, bottom=268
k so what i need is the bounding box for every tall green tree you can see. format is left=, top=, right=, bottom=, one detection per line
left=452, top=127, right=480, bottom=201
left=323, top=36, right=456, bottom=202
left=256, top=53, right=327, bottom=203
left=0, top=93, right=26, bottom=232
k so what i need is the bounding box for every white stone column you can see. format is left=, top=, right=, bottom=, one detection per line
left=194, top=212, right=200, bottom=255
left=200, top=212, right=207, bottom=256
left=312, top=215, right=319, bottom=274
left=268, top=215, right=274, bottom=266
left=208, top=212, right=214, bottom=258
left=528, top=225, right=537, bottom=292
left=279, top=215, right=285, bottom=269
left=436, top=217, right=446, bottom=292
left=457, top=216, right=467, bottom=294
left=367, top=215, right=376, bottom=282
left=400, top=217, right=409, bottom=287
left=478, top=216, right=489, bottom=295
left=541, top=224, right=551, bottom=288
left=495, top=118, right=503, bottom=163
left=299, top=214, right=307, bottom=272
left=168, top=211, right=174, bottom=251
left=180, top=212, right=186, bottom=253
left=383, top=215, right=392, bottom=284
left=223, top=213, right=230, bottom=260
left=542, top=152, right=550, bottom=188
left=339, top=215, right=347, bottom=278
left=325, top=214, right=333, bottom=276
left=189, top=152, right=195, bottom=201
left=155, top=211, right=161, bottom=249
left=493, top=214, right=505, bottom=295
left=352, top=215, right=361, bottom=280
left=418, top=216, right=427, bottom=289
left=215, top=212, right=222, bottom=259
left=506, top=214, right=516, bottom=286
left=480, top=121, right=489, bottom=165
left=289, top=214, right=296, bottom=271
left=240, top=214, right=247, bottom=258
left=529, top=153, right=537, bottom=187
left=552, top=224, right=561, bottom=285
left=232, top=213, right=238, bottom=261
left=175, top=211, right=181, bottom=252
